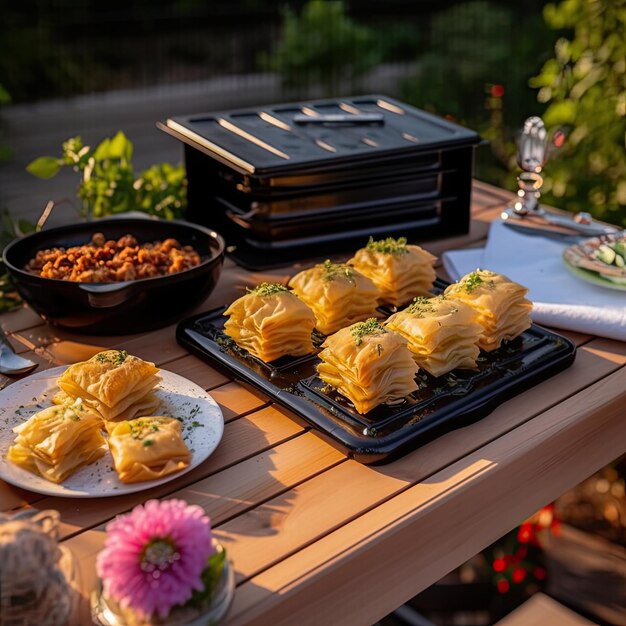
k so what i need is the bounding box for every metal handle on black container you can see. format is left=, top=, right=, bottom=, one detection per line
left=292, top=113, right=384, bottom=126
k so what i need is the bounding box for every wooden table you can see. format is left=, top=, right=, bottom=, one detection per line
left=1, top=181, right=625, bottom=626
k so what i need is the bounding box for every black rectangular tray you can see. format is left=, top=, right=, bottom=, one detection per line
left=177, top=294, right=576, bottom=464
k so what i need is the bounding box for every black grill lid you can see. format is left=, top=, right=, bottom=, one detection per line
left=159, top=95, right=481, bottom=176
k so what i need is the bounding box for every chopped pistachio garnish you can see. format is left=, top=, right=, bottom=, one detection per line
left=95, top=350, right=128, bottom=366
left=407, top=296, right=436, bottom=316
left=248, top=282, right=289, bottom=297
left=350, top=318, right=387, bottom=346
left=366, top=236, right=408, bottom=255
left=461, top=271, right=484, bottom=293
left=129, top=418, right=160, bottom=441
left=143, top=439, right=155, bottom=447
left=321, top=259, right=355, bottom=283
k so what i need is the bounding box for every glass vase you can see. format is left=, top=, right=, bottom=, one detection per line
left=91, top=539, right=235, bottom=626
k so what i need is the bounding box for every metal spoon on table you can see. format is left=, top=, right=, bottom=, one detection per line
left=0, top=332, right=38, bottom=376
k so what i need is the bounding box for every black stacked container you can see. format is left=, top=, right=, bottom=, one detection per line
left=159, top=95, right=481, bottom=268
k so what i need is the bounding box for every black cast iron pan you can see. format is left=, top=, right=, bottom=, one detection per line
left=3, top=217, right=225, bottom=335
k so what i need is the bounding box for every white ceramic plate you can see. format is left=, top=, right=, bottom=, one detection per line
left=0, top=366, right=223, bottom=498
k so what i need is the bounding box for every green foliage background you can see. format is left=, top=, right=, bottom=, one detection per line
left=261, top=0, right=382, bottom=96
left=530, top=0, right=626, bottom=226
left=1, top=0, right=624, bottom=225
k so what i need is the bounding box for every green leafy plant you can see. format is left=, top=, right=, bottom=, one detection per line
left=27, top=132, right=187, bottom=220
left=530, top=0, right=626, bottom=226
left=261, top=0, right=382, bottom=96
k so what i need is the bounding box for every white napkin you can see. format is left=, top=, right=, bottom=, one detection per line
left=442, top=220, right=626, bottom=341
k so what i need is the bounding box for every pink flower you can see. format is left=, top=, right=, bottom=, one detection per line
left=96, top=499, right=214, bottom=618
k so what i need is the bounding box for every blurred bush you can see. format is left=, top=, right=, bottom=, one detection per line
left=401, top=2, right=545, bottom=128
left=530, top=0, right=626, bottom=226
left=399, top=1, right=548, bottom=192
left=0, top=19, right=88, bottom=101
left=260, top=0, right=383, bottom=96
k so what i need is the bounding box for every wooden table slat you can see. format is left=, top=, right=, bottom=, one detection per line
left=159, top=353, right=231, bottom=390
left=209, top=382, right=271, bottom=422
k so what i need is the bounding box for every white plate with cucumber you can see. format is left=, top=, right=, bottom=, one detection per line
left=563, top=232, right=626, bottom=291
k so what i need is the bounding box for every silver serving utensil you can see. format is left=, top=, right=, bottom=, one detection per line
left=503, top=220, right=626, bottom=243
left=502, top=117, right=619, bottom=237
left=0, top=332, right=38, bottom=376
left=501, top=221, right=585, bottom=244
left=501, top=205, right=619, bottom=237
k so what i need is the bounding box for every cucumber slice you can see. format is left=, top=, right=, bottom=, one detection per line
left=595, top=244, right=617, bottom=265
left=613, top=242, right=626, bottom=261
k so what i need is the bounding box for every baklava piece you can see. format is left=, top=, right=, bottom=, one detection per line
left=8, top=401, right=106, bottom=483
left=317, top=318, right=419, bottom=414
left=289, top=260, right=379, bottom=335
left=385, top=295, right=482, bottom=377
left=56, top=350, right=161, bottom=421
left=348, top=236, right=437, bottom=307
left=107, top=417, right=191, bottom=484
left=223, top=282, right=316, bottom=362
left=444, top=270, right=532, bottom=352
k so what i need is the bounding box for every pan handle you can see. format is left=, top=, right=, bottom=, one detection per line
left=78, top=283, right=135, bottom=308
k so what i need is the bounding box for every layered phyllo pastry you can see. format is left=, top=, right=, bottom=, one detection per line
left=385, top=296, right=482, bottom=377
left=289, top=260, right=379, bottom=335
left=8, top=400, right=106, bottom=483
left=444, top=270, right=533, bottom=352
left=55, top=350, right=161, bottom=421
left=107, top=416, right=192, bottom=484
left=348, top=236, right=437, bottom=307
left=317, top=318, right=419, bottom=414
left=52, top=390, right=161, bottom=426
left=223, top=282, right=316, bottom=362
